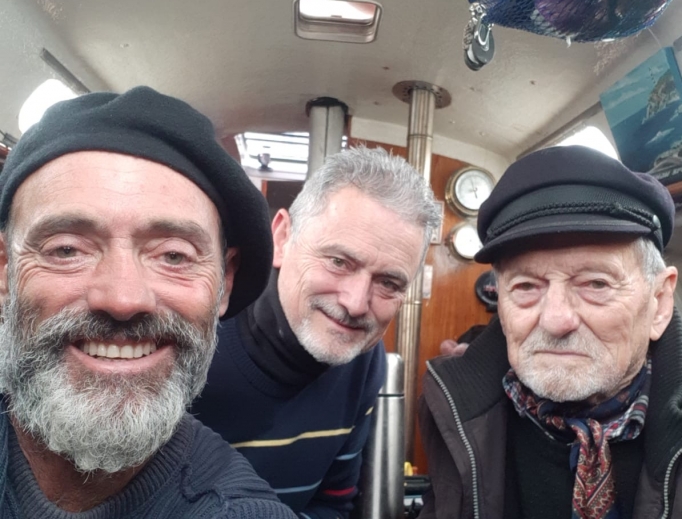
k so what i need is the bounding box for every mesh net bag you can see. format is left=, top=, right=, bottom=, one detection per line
left=472, top=0, right=672, bottom=42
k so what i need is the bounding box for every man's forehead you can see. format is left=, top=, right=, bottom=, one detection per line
left=14, top=151, right=206, bottom=197
left=317, top=187, right=416, bottom=230
left=9, top=151, right=222, bottom=234
left=496, top=233, right=641, bottom=270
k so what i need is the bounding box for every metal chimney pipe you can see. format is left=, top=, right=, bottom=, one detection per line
left=358, top=353, right=405, bottom=519
left=406, top=87, right=435, bottom=180
left=392, top=81, right=451, bottom=461
left=306, top=97, right=348, bottom=177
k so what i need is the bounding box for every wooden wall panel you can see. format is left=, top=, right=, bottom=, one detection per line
left=349, top=138, right=495, bottom=473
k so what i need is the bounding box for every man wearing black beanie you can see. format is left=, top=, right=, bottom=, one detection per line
left=0, top=86, right=296, bottom=518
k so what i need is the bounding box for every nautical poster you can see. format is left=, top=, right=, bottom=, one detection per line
left=600, top=47, right=682, bottom=182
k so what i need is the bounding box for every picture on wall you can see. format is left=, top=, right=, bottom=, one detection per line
left=600, top=47, right=682, bottom=183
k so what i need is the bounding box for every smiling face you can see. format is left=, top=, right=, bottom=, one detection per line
left=0, top=150, right=238, bottom=471
left=496, top=235, right=677, bottom=404
left=273, top=187, right=424, bottom=366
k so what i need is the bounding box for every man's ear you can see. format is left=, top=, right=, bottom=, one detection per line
left=650, top=266, right=678, bottom=341
left=0, top=233, right=9, bottom=302
left=271, top=209, right=292, bottom=268
left=218, top=247, right=240, bottom=317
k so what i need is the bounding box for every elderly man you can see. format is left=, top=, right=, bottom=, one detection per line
left=0, top=86, right=297, bottom=518
left=192, top=147, right=441, bottom=518
left=419, top=145, right=682, bottom=519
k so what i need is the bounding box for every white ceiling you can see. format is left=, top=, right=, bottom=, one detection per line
left=1, top=0, right=682, bottom=162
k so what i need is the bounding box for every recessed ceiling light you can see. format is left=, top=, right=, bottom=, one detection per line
left=294, top=0, right=382, bottom=43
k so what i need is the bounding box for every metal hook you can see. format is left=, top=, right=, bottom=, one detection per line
left=476, top=14, right=491, bottom=48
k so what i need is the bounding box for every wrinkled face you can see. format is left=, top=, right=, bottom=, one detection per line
left=273, top=187, right=424, bottom=365
left=496, top=236, right=676, bottom=404
left=0, top=151, right=238, bottom=472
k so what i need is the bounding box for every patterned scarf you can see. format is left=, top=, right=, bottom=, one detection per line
left=503, top=360, right=651, bottom=519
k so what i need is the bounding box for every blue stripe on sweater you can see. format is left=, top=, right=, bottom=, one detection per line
left=335, top=450, right=361, bottom=461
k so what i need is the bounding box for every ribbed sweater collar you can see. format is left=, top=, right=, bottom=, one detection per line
left=3, top=408, right=193, bottom=518
left=237, top=269, right=328, bottom=389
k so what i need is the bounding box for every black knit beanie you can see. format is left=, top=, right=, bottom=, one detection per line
left=0, top=86, right=272, bottom=318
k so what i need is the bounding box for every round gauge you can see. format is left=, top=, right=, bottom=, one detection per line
left=445, top=166, right=496, bottom=216
left=475, top=270, right=498, bottom=312
left=447, top=223, right=483, bottom=261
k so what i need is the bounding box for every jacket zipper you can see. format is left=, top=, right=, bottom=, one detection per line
left=426, top=361, right=481, bottom=519
left=660, top=446, right=682, bottom=519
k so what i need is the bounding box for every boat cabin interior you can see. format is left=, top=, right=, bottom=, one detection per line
left=2, top=0, right=682, bottom=513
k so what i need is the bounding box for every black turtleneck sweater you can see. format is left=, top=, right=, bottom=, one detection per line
left=192, top=270, right=387, bottom=519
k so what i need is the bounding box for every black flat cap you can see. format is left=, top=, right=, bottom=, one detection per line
left=1, top=86, right=272, bottom=318
left=475, top=145, right=675, bottom=263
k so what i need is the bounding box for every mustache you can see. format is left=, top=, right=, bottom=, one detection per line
left=522, top=327, right=598, bottom=357
left=310, top=297, right=376, bottom=333
left=12, top=305, right=214, bottom=356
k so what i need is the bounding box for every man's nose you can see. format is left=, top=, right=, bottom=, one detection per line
left=538, top=283, right=580, bottom=338
left=86, top=249, right=156, bottom=321
left=337, top=273, right=372, bottom=317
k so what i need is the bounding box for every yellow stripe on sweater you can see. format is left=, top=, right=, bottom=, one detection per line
left=231, top=427, right=354, bottom=448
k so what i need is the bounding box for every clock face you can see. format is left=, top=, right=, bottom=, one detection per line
left=445, top=167, right=495, bottom=216
left=448, top=223, right=483, bottom=260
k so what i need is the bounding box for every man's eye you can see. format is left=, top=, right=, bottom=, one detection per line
left=52, top=246, right=78, bottom=258
left=331, top=257, right=345, bottom=268
left=514, top=282, right=536, bottom=291
left=164, top=251, right=186, bottom=265
left=380, top=279, right=400, bottom=293
left=588, top=279, right=609, bottom=289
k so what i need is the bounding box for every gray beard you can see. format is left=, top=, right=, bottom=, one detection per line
left=294, top=296, right=376, bottom=366
left=514, top=327, right=626, bottom=402
left=296, top=319, right=367, bottom=366
left=0, top=286, right=220, bottom=474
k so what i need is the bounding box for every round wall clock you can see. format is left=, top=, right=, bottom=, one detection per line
left=445, top=166, right=495, bottom=216
left=447, top=222, right=483, bottom=261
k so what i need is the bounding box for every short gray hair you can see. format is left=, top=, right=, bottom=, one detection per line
left=634, top=236, right=666, bottom=283
left=289, top=146, right=442, bottom=257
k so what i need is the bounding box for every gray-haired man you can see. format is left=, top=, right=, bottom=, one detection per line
left=193, top=146, right=442, bottom=518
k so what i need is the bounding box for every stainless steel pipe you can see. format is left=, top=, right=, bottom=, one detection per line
left=395, top=85, right=435, bottom=461
left=306, top=97, right=348, bottom=177
left=359, top=353, right=405, bottom=519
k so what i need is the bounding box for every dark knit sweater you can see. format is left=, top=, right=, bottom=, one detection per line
left=192, top=272, right=386, bottom=519
left=1, top=403, right=297, bottom=518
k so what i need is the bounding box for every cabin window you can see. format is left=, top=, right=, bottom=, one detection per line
left=18, top=79, right=77, bottom=134
left=556, top=125, right=619, bottom=160
left=235, top=131, right=347, bottom=181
